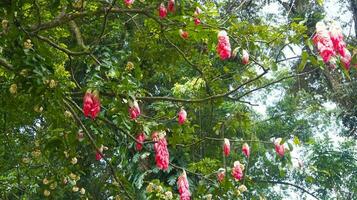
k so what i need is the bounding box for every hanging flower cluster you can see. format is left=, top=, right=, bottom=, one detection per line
left=179, top=29, right=189, bottom=40
left=178, top=108, right=187, bottom=124
left=135, top=133, right=146, bottom=151
left=95, top=145, right=108, bottom=161
left=242, top=143, right=250, bottom=158
left=124, top=0, right=134, bottom=7
left=223, top=138, right=230, bottom=156
left=159, top=3, right=168, bottom=19
left=242, top=49, right=250, bottom=65
left=217, top=168, right=225, bottom=183
left=232, top=161, right=244, bottom=181
left=177, top=170, right=191, bottom=200
left=193, top=7, right=202, bottom=25
left=83, top=90, right=101, bottom=119
left=274, top=138, right=285, bottom=157
left=168, top=0, right=175, bottom=13
left=153, top=131, right=170, bottom=170
left=217, top=30, right=231, bottom=60
left=129, top=100, right=141, bottom=120
left=313, top=21, right=352, bottom=70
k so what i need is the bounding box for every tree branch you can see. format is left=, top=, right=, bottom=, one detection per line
left=0, top=57, right=14, bottom=71
left=29, top=7, right=150, bottom=33
left=253, top=179, right=318, bottom=199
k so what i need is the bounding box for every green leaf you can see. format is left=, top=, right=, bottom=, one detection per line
left=293, top=136, right=300, bottom=145
left=298, top=51, right=308, bottom=72
left=316, top=0, right=324, bottom=6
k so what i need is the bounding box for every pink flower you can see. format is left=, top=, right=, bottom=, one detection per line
left=242, top=49, right=249, bottom=65
left=168, top=0, right=175, bottom=12
left=95, top=145, right=108, bottom=161
left=194, top=18, right=200, bottom=25
left=223, top=138, right=230, bottom=157
left=178, top=108, right=187, bottom=124
left=83, top=90, right=101, bottom=119
left=217, top=30, right=231, bottom=60
left=95, top=152, right=102, bottom=161
left=313, top=22, right=335, bottom=63
left=177, top=170, right=191, bottom=200
left=329, top=23, right=346, bottom=56
left=217, top=168, right=225, bottom=183
left=274, top=138, right=285, bottom=157
left=159, top=3, right=167, bottom=19
left=340, top=48, right=351, bottom=70
left=135, top=133, right=145, bottom=151
left=242, top=143, right=250, bottom=158
left=179, top=30, right=189, bottom=39
left=153, top=131, right=169, bottom=170
left=124, top=0, right=134, bottom=7
left=129, top=100, right=141, bottom=120
left=232, top=161, right=244, bottom=181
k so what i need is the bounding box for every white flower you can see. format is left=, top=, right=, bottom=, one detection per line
left=71, top=157, right=78, bottom=165
left=164, top=191, right=173, bottom=199
left=238, top=185, right=248, bottom=193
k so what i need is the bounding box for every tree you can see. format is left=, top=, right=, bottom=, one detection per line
left=0, top=0, right=356, bottom=199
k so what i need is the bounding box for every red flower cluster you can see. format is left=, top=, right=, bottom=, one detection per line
left=193, top=7, right=202, bottom=25
left=129, top=100, right=141, bottom=120
left=152, top=131, right=170, bottom=170
left=168, top=0, right=175, bottom=13
left=178, top=108, right=187, bottom=124
left=135, top=133, right=146, bottom=151
left=177, top=170, right=191, bottom=200
left=83, top=90, right=101, bottom=119
left=217, top=30, right=231, bottom=60
left=313, top=21, right=352, bottom=70
left=242, top=49, right=250, bottom=65
left=232, top=161, right=244, bottom=181
left=217, top=168, right=225, bottom=183
left=124, top=0, right=134, bottom=7
left=242, top=143, right=250, bottom=158
left=179, top=30, right=189, bottom=40
left=223, top=138, right=230, bottom=156
left=159, top=3, right=168, bottom=19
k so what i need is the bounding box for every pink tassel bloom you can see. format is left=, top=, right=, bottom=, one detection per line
left=159, top=3, right=167, bottom=19
left=217, top=168, right=225, bottom=183
left=179, top=30, right=189, bottom=39
left=217, top=30, right=231, bottom=60
left=194, top=18, right=201, bottom=25
left=153, top=131, right=169, bottom=170
left=223, top=138, right=230, bottom=157
left=232, top=161, right=244, bottom=181
left=177, top=170, right=191, bottom=200
left=124, top=0, right=134, bottom=7
left=242, top=49, right=249, bottom=65
left=313, top=21, right=335, bottom=63
left=178, top=108, right=187, bottom=124
left=83, top=90, right=101, bottom=119
left=274, top=138, right=285, bottom=157
left=168, top=0, right=175, bottom=12
left=135, top=133, right=145, bottom=151
left=242, top=143, right=250, bottom=158
left=129, top=100, right=141, bottom=120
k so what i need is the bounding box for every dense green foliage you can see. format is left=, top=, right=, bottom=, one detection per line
left=0, top=0, right=357, bottom=199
